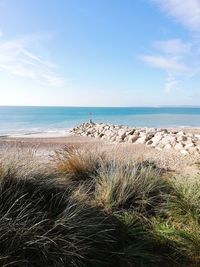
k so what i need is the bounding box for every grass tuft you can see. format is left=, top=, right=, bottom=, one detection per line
left=1, top=146, right=200, bottom=266
left=0, top=170, right=119, bottom=267
left=51, top=146, right=105, bottom=183
left=94, top=160, right=170, bottom=215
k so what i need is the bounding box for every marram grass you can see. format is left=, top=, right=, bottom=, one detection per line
left=0, top=146, right=200, bottom=266
left=0, top=170, right=119, bottom=267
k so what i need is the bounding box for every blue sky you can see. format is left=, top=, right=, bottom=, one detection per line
left=0, top=0, right=200, bottom=106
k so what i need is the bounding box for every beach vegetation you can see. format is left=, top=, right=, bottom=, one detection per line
left=0, top=147, right=200, bottom=266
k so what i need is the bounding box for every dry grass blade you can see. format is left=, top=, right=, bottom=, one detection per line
left=51, top=146, right=106, bottom=183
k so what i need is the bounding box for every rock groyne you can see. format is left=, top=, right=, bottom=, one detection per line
left=72, top=122, right=200, bottom=155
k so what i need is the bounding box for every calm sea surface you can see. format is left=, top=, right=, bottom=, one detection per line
left=0, top=106, right=200, bottom=136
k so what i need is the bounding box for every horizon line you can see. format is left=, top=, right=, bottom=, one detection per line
left=0, top=105, right=200, bottom=108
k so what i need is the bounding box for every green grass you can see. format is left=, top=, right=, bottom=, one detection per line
left=0, top=169, right=119, bottom=267
left=0, top=146, right=200, bottom=266
left=94, top=160, right=170, bottom=215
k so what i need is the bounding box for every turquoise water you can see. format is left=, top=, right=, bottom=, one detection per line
left=0, top=106, right=200, bottom=136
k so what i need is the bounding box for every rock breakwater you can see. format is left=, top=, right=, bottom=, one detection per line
left=72, top=122, right=200, bottom=155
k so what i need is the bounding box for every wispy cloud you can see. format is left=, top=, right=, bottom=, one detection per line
left=0, top=35, right=65, bottom=87
left=153, top=39, right=191, bottom=55
left=140, top=38, right=198, bottom=93
left=164, top=74, right=179, bottom=93
left=140, top=54, right=189, bottom=73
left=153, top=0, right=200, bottom=32
left=147, top=1, right=200, bottom=93
left=0, top=30, right=3, bottom=37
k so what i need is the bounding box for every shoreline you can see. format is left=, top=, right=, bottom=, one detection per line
left=0, top=129, right=71, bottom=139
left=1, top=125, right=200, bottom=139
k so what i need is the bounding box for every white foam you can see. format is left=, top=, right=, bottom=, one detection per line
left=6, top=128, right=72, bottom=138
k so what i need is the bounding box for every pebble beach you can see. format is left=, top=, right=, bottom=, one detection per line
left=1, top=122, right=200, bottom=177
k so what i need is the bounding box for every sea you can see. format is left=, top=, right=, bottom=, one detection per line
left=0, top=106, right=200, bottom=137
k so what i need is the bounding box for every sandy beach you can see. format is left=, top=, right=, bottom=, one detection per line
left=1, top=127, right=200, bottom=177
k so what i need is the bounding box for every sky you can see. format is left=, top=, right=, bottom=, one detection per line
left=0, top=0, right=200, bottom=107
